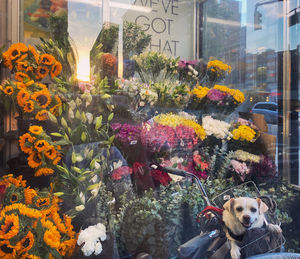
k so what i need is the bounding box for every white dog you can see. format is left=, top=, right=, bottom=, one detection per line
left=223, top=197, right=282, bottom=259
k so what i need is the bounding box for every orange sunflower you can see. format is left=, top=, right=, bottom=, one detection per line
left=50, top=105, right=59, bottom=116
left=20, top=253, right=41, bottom=259
left=10, top=193, right=19, bottom=203
left=17, top=89, right=30, bottom=107
left=36, top=197, right=50, bottom=208
left=16, top=82, right=27, bottom=89
left=4, top=42, right=28, bottom=60
left=44, top=146, right=57, bottom=160
left=27, top=152, right=42, bottom=169
left=55, top=95, right=62, bottom=107
left=36, top=66, right=49, bottom=79
left=50, top=61, right=62, bottom=78
left=31, top=89, right=51, bottom=108
left=19, top=133, right=35, bottom=154
left=39, top=54, right=55, bottom=66
left=29, top=125, right=43, bottom=135
left=2, top=52, right=13, bottom=70
left=0, top=239, right=16, bottom=258
left=3, top=86, right=14, bottom=96
left=16, top=231, right=34, bottom=255
left=52, top=155, right=62, bottom=165
left=16, top=54, right=28, bottom=63
left=24, top=187, right=38, bottom=205
left=15, top=72, right=30, bottom=82
left=35, top=110, right=48, bottom=121
left=0, top=214, right=19, bottom=239
left=28, top=45, right=40, bottom=63
left=43, top=227, right=61, bottom=249
left=23, top=100, right=34, bottom=113
left=36, top=83, right=47, bottom=89
left=35, top=167, right=54, bottom=177
left=34, top=140, right=49, bottom=152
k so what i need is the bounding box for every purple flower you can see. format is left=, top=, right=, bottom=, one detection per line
left=111, top=123, right=142, bottom=145
left=207, top=89, right=225, bottom=101
left=250, top=155, right=276, bottom=179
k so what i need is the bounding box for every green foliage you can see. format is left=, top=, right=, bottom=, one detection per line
left=132, top=51, right=179, bottom=83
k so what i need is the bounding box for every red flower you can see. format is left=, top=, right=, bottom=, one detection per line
left=112, top=166, right=132, bottom=180
left=132, top=162, right=146, bottom=177
left=0, top=185, right=6, bottom=201
left=150, top=169, right=172, bottom=186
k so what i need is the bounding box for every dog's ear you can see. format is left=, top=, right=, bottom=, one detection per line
left=256, top=198, right=268, bottom=214
left=223, top=198, right=235, bottom=211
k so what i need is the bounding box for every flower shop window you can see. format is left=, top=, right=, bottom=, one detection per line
left=0, top=0, right=299, bottom=258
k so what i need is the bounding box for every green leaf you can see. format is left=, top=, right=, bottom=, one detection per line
left=81, top=112, right=86, bottom=123
left=81, top=132, right=87, bottom=142
left=51, top=132, right=63, bottom=137
left=54, top=139, right=69, bottom=145
left=71, top=152, right=77, bottom=164
left=108, top=113, right=114, bottom=121
left=78, top=175, right=86, bottom=182
left=108, top=135, right=115, bottom=144
left=95, top=115, right=102, bottom=130
left=61, top=117, right=68, bottom=128
left=90, top=158, right=97, bottom=169
left=64, top=133, right=70, bottom=141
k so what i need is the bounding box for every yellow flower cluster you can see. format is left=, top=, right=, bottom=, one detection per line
left=19, top=125, right=62, bottom=177
left=154, top=113, right=206, bottom=140
left=207, top=60, right=232, bottom=73
left=234, top=150, right=261, bottom=163
left=232, top=125, right=256, bottom=142
left=214, top=85, right=245, bottom=103
left=192, top=85, right=210, bottom=99
left=0, top=175, right=77, bottom=258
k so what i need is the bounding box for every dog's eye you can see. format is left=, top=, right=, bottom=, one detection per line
left=250, top=207, right=257, bottom=213
left=236, top=206, right=243, bottom=212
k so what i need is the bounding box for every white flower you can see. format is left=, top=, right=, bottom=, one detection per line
left=76, top=205, right=85, bottom=211
left=202, top=116, right=232, bottom=139
left=91, top=185, right=100, bottom=197
left=79, top=192, right=85, bottom=203
left=178, top=111, right=196, bottom=121
left=234, top=150, right=260, bottom=163
left=86, top=112, right=93, bottom=124
left=90, top=175, right=98, bottom=183
left=139, top=101, right=145, bottom=107
left=77, top=223, right=107, bottom=256
left=110, top=160, right=123, bottom=171
left=76, top=155, right=84, bottom=162
left=188, top=65, right=193, bottom=71
left=95, top=162, right=101, bottom=170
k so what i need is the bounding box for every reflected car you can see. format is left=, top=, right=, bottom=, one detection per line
left=250, top=102, right=279, bottom=124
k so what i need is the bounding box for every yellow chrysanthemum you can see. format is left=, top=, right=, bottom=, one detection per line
left=232, top=125, right=256, bottom=142
left=232, top=89, right=245, bottom=103
left=207, top=60, right=232, bottom=73
left=154, top=113, right=206, bottom=140
left=192, top=86, right=209, bottom=99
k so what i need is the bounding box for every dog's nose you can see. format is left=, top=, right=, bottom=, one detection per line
left=243, top=215, right=250, bottom=223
